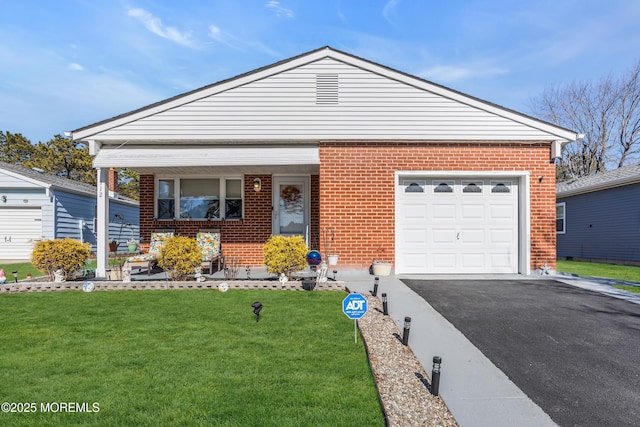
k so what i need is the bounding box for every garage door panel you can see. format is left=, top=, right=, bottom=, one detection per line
left=461, top=253, right=486, bottom=269
left=432, top=253, right=456, bottom=271
left=490, top=204, right=515, bottom=219
left=432, top=228, right=456, bottom=244
left=460, top=228, right=484, bottom=244
left=489, top=228, right=515, bottom=244
left=397, top=176, right=520, bottom=274
left=0, top=208, right=42, bottom=260
left=402, top=228, right=427, bottom=244
left=432, top=204, right=456, bottom=219
left=403, top=204, right=428, bottom=220
left=461, top=204, right=484, bottom=219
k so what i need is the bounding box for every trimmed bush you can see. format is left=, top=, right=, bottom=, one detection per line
left=31, top=238, right=91, bottom=281
left=263, top=235, right=308, bottom=279
left=157, top=236, right=202, bottom=281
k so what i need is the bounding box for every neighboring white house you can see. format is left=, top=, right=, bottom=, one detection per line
left=0, top=161, right=139, bottom=260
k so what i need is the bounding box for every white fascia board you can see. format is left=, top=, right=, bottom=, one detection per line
left=93, top=146, right=320, bottom=169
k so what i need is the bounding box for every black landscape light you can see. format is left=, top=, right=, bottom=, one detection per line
left=372, top=277, right=379, bottom=296
left=431, top=356, right=442, bottom=396
left=402, top=316, right=411, bottom=346
left=12, top=271, right=18, bottom=283
left=251, top=302, right=263, bottom=322
left=382, top=293, right=388, bottom=315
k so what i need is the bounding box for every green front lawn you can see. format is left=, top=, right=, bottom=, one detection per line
left=0, top=290, right=384, bottom=426
left=556, top=260, right=640, bottom=283
left=0, top=262, right=45, bottom=281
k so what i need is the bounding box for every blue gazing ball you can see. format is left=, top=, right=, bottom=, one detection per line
left=306, top=250, right=322, bottom=266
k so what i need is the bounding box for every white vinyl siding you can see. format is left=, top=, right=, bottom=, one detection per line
left=92, top=58, right=562, bottom=142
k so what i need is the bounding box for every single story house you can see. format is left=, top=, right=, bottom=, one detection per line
left=556, top=163, right=640, bottom=265
left=0, top=161, right=139, bottom=260
left=70, top=46, right=578, bottom=278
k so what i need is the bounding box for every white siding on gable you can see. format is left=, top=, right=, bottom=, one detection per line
left=94, top=58, right=559, bottom=142
left=0, top=171, right=43, bottom=189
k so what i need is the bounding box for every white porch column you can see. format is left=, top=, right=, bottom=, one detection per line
left=96, top=167, right=109, bottom=278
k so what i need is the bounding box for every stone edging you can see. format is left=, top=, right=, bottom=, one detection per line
left=0, top=280, right=346, bottom=293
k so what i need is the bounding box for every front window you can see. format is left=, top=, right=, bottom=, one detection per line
left=556, top=202, right=566, bottom=234
left=157, top=177, right=243, bottom=220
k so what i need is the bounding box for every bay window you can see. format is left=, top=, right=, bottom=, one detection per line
left=156, top=177, right=243, bottom=220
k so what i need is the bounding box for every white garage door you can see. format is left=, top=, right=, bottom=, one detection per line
left=0, top=208, right=43, bottom=260
left=396, top=178, right=519, bottom=274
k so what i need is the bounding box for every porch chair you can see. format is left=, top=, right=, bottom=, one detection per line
left=196, top=229, right=223, bottom=274
left=124, top=229, right=175, bottom=275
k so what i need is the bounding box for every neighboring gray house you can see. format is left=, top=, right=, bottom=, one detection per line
left=0, top=162, right=139, bottom=260
left=556, top=163, right=640, bottom=265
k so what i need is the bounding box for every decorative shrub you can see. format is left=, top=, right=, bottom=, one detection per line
left=263, top=235, right=308, bottom=279
left=31, top=238, right=92, bottom=281
left=157, top=236, right=202, bottom=281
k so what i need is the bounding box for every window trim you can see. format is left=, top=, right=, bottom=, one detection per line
left=155, top=176, right=244, bottom=221
left=556, top=202, right=566, bottom=234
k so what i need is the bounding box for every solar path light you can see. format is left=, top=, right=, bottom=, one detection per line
left=251, top=302, right=263, bottom=322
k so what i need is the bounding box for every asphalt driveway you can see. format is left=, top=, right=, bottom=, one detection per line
left=402, top=279, right=640, bottom=427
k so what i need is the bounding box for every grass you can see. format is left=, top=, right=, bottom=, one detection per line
left=0, top=290, right=384, bottom=427
left=0, top=262, right=45, bottom=281
left=612, top=285, right=640, bottom=294
left=556, top=260, right=640, bottom=283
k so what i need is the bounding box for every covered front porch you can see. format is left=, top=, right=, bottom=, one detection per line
left=91, top=143, right=320, bottom=278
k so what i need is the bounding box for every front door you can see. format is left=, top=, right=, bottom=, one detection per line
left=273, top=176, right=310, bottom=243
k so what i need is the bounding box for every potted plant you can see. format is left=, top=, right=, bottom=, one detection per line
left=322, top=227, right=339, bottom=266
left=126, top=225, right=138, bottom=252
left=372, top=247, right=392, bottom=276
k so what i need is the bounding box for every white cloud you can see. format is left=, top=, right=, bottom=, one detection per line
left=127, top=7, right=196, bottom=48
left=265, top=1, right=294, bottom=18
left=68, top=62, right=84, bottom=71
left=382, top=0, right=400, bottom=25
left=420, top=64, right=508, bottom=83
left=207, top=25, right=238, bottom=49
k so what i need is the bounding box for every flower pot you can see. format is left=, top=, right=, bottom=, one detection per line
left=372, top=262, right=392, bottom=276
left=109, top=241, right=119, bottom=252
left=328, top=254, right=339, bottom=266
left=127, top=243, right=138, bottom=253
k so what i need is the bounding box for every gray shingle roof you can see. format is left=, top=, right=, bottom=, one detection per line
left=556, top=163, right=640, bottom=197
left=0, top=161, right=137, bottom=204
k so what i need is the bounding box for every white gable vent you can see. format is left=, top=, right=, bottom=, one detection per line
left=316, top=73, right=338, bottom=104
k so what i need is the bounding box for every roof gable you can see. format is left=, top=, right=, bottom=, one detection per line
left=557, top=163, right=640, bottom=197
left=72, top=46, right=577, bottom=143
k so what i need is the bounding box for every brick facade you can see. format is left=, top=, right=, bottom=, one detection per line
left=138, top=174, right=320, bottom=266
left=318, top=141, right=556, bottom=271
left=137, top=141, right=555, bottom=272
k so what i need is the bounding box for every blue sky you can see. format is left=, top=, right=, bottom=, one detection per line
left=1, top=0, right=639, bottom=143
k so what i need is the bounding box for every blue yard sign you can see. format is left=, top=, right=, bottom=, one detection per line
left=343, top=293, right=368, bottom=319
left=343, top=293, right=368, bottom=343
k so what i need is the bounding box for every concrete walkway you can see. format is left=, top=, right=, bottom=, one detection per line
left=341, top=270, right=640, bottom=427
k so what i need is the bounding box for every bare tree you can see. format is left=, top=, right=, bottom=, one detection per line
left=531, top=61, right=640, bottom=180
left=615, top=61, right=640, bottom=167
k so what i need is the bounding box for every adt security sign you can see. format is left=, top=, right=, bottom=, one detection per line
left=343, top=293, right=368, bottom=319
